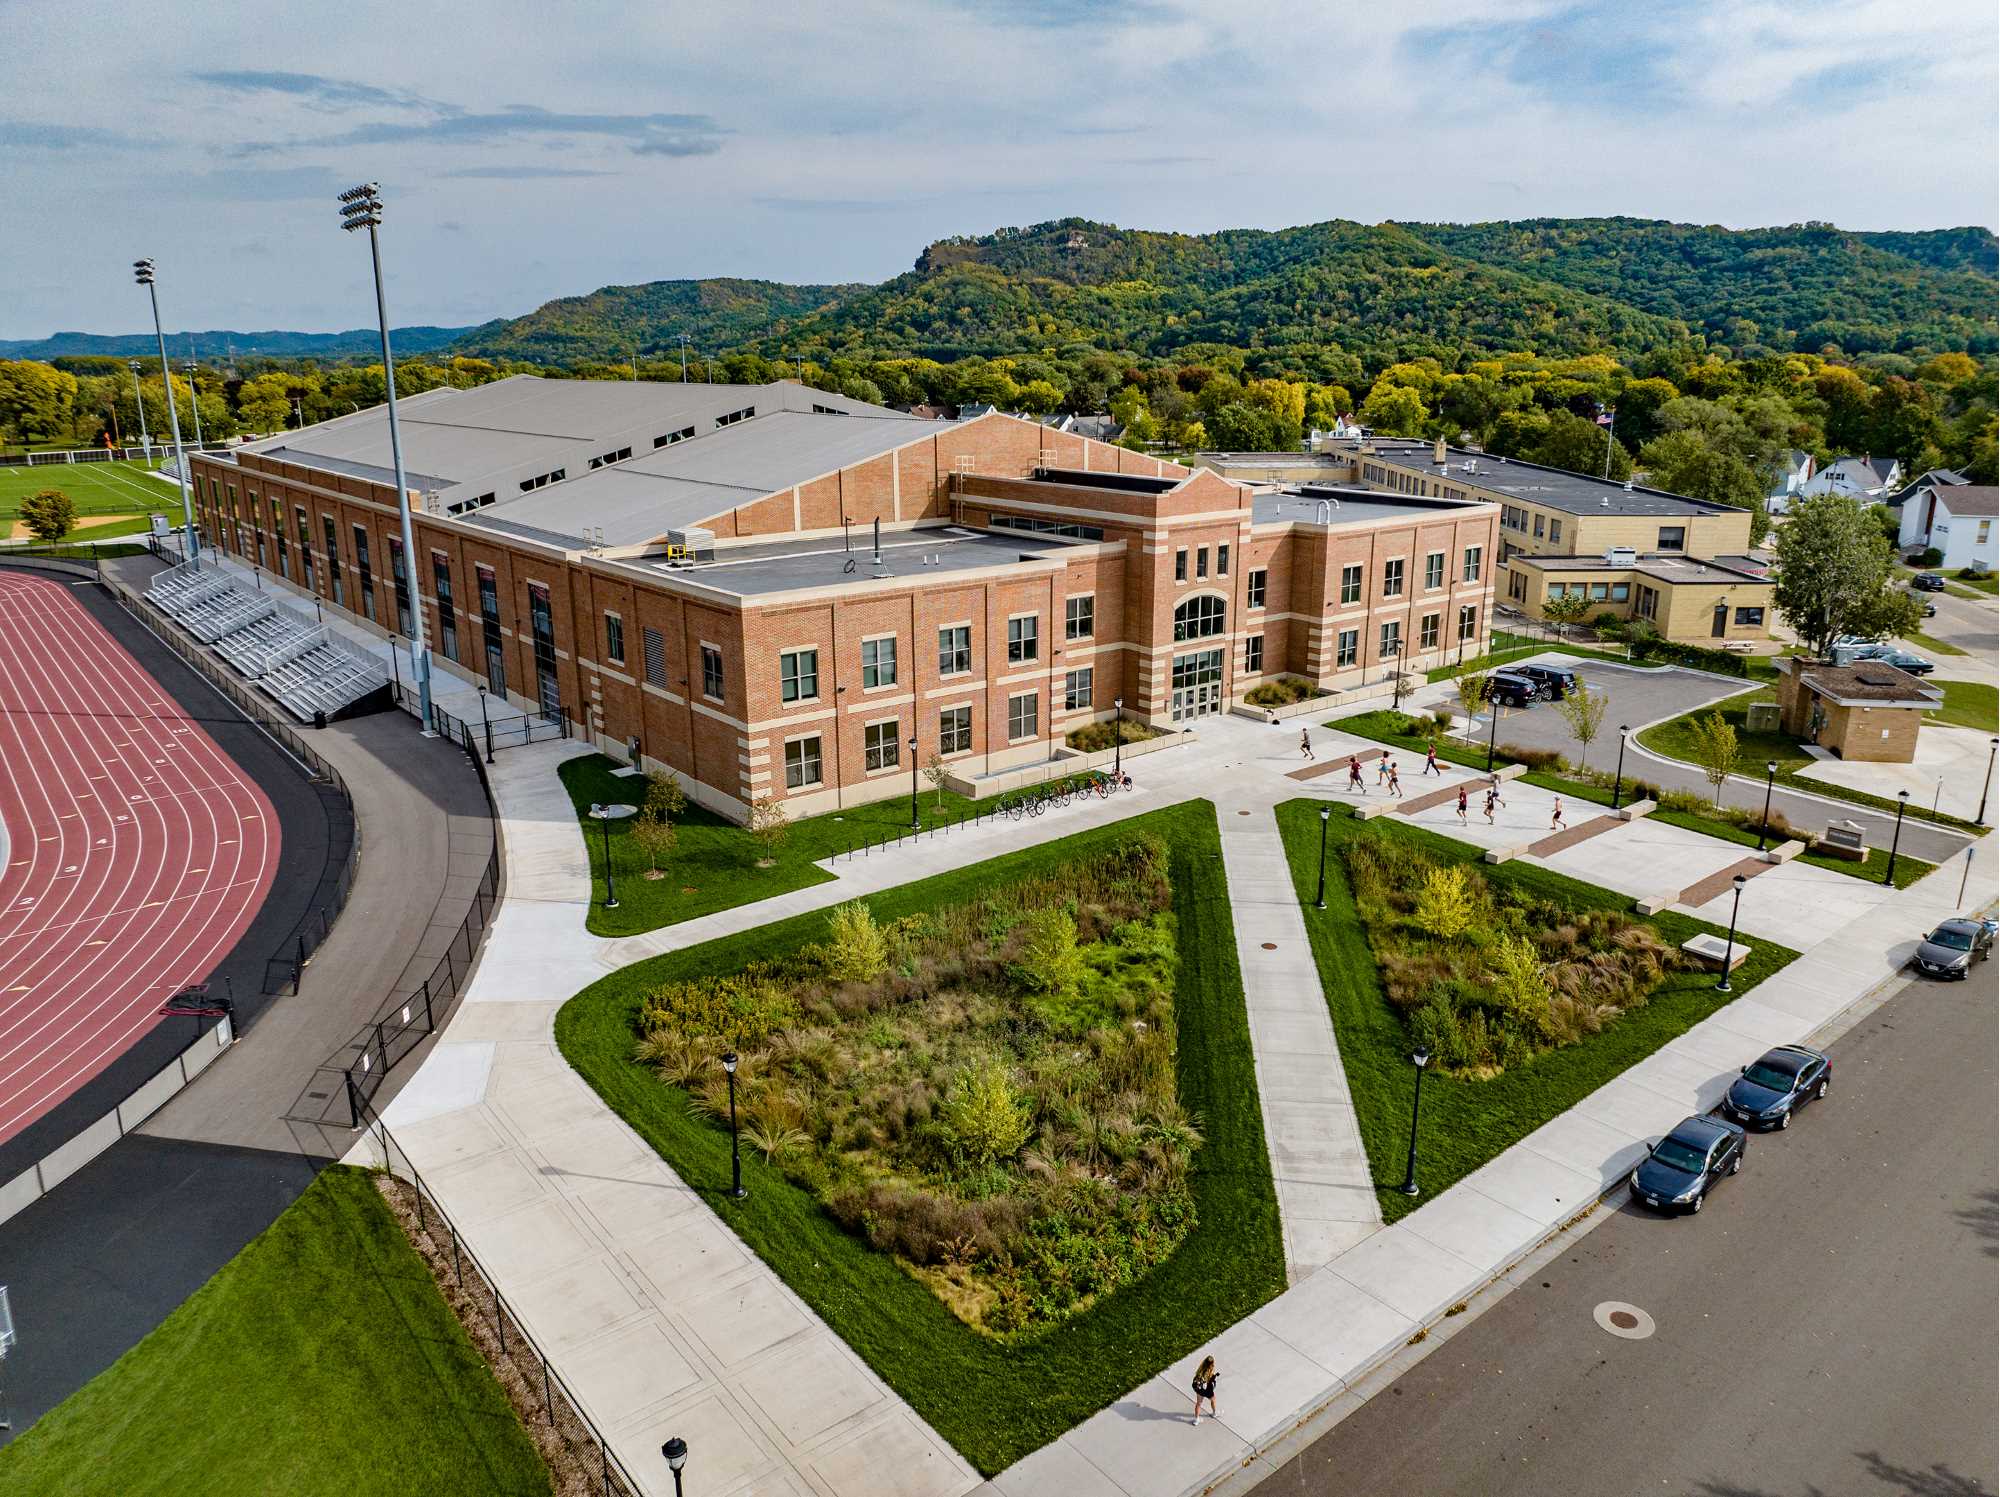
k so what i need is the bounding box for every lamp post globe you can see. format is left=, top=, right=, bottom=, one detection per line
left=1885, top=789, right=1910, bottom=886
left=1756, top=760, right=1778, bottom=852
left=1313, top=804, right=1331, bottom=910
left=662, top=1435, right=688, bottom=1496
left=909, top=735, right=920, bottom=829
left=1113, top=696, right=1124, bottom=780
left=1398, top=1047, right=1431, bottom=1196
left=1716, top=873, right=1748, bottom=993
left=1611, top=725, right=1630, bottom=811
left=721, top=1051, right=746, bottom=1198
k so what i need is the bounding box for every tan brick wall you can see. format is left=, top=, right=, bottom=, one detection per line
left=1821, top=699, right=1923, bottom=762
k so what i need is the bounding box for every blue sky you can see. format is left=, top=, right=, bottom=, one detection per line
left=1, top=0, right=1994, bottom=338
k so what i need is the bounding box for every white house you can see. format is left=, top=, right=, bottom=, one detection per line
left=1899, top=482, right=1998, bottom=571
left=1798, top=454, right=1902, bottom=503
left=1764, top=449, right=1817, bottom=513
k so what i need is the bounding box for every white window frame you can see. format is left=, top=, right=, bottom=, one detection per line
left=938, top=703, right=973, bottom=757
left=1065, top=593, right=1095, bottom=640
left=1007, top=612, right=1039, bottom=664
left=863, top=718, right=901, bottom=773
left=783, top=734, right=823, bottom=789
left=1063, top=667, right=1093, bottom=712
left=1244, top=634, right=1264, bottom=674
left=938, top=622, right=973, bottom=677
left=780, top=646, right=819, bottom=703
left=700, top=642, right=724, bottom=701
left=860, top=633, right=898, bottom=690
left=1247, top=568, right=1267, bottom=610
left=1424, top=551, right=1445, bottom=591
left=1006, top=690, right=1039, bottom=742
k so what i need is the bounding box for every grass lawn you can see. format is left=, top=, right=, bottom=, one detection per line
left=0, top=1167, right=549, bottom=1497
left=1274, top=800, right=1798, bottom=1225
left=561, top=752, right=1139, bottom=936
left=1333, top=708, right=1936, bottom=887
left=1906, top=627, right=1969, bottom=657
left=554, top=800, right=1282, bottom=1476
left=1925, top=679, right=1999, bottom=733
left=0, top=458, right=179, bottom=522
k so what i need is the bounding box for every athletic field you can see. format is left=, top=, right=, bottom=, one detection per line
left=0, top=459, right=187, bottom=539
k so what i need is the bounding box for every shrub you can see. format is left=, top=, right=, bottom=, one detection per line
left=1413, top=864, right=1477, bottom=940
left=640, top=970, right=799, bottom=1044
left=1064, top=719, right=1161, bottom=752
left=1244, top=676, right=1323, bottom=707
left=1656, top=788, right=1711, bottom=815
left=1629, top=636, right=1750, bottom=677
left=822, top=901, right=889, bottom=982
left=1919, top=547, right=1945, bottom=567
left=1011, top=907, right=1086, bottom=996
left=1497, top=742, right=1566, bottom=772
left=1959, top=563, right=1990, bottom=579
left=939, top=1060, right=1035, bottom=1166
left=1591, top=611, right=1626, bottom=635
left=19, top=488, right=76, bottom=541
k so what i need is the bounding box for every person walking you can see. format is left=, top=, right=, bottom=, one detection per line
left=1456, top=784, right=1469, bottom=824
left=1550, top=795, right=1567, bottom=831
left=1347, top=755, right=1365, bottom=794
left=1190, top=1354, right=1220, bottom=1424
left=1388, top=761, right=1403, bottom=798
left=1300, top=727, right=1315, bottom=761
left=1424, top=740, right=1442, bottom=776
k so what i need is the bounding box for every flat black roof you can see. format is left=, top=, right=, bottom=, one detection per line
left=1346, top=439, right=1735, bottom=519
left=1032, top=467, right=1182, bottom=494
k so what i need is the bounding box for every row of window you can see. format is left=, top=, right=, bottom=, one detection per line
left=992, top=514, right=1106, bottom=542
left=1365, top=462, right=1470, bottom=501
left=1547, top=580, right=1632, bottom=603
left=1500, top=505, right=1564, bottom=545
left=1331, top=546, right=1484, bottom=606
left=782, top=693, right=1051, bottom=790
left=1173, top=543, right=1229, bottom=582
left=1329, top=605, right=1481, bottom=667
left=758, top=601, right=1105, bottom=706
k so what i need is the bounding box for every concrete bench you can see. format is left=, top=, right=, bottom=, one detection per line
left=1765, top=839, right=1805, bottom=865
left=1682, top=932, right=1750, bottom=971
left=1636, top=891, right=1677, bottom=915
left=1616, top=798, right=1655, bottom=822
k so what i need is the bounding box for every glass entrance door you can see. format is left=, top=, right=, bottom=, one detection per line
left=1171, top=648, right=1225, bottom=722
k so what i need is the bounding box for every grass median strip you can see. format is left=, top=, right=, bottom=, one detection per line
left=0, top=1166, right=551, bottom=1497
left=554, top=800, right=1282, bottom=1476
left=1274, top=799, right=1799, bottom=1226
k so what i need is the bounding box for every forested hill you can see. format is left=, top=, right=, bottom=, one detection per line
left=0, top=325, right=482, bottom=361
left=450, top=216, right=1998, bottom=369
left=1401, top=217, right=1998, bottom=356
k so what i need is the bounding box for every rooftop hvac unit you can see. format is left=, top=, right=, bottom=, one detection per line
left=1604, top=546, right=1638, bottom=566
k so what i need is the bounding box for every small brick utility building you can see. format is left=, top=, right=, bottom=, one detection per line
left=189, top=378, right=1498, bottom=817
left=1775, top=657, right=1942, bottom=763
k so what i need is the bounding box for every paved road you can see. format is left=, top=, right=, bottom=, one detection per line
left=1909, top=581, right=1997, bottom=662
left=1456, top=660, right=1978, bottom=864
left=1251, top=962, right=1998, bottom=1497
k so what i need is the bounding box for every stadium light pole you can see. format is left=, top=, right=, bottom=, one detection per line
left=127, top=359, right=152, bottom=463
left=339, top=182, right=434, bottom=735
left=183, top=361, right=205, bottom=450
left=133, top=262, right=198, bottom=561
left=678, top=333, right=691, bottom=383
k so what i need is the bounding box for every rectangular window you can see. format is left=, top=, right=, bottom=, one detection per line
left=1336, top=628, right=1359, bottom=668
left=784, top=736, right=822, bottom=789
left=604, top=613, right=625, bottom=665
left=1340, top=563, right=1362, bottom=606
left=1420, top=613, right=1440, bottom=650
left=1007, top=615, right=1037, bottom=664
left=1244, top=634, right=1264, bottom=674
left=701, top=644, right=724, bottom=700
left=1007, top=691, right=1038, bottom=741
left=296, top=509, right=314, bottom=593
left=861, top=635, right=897, bottom=688
left=527, top=583, right=559, bottom=719
left=1533, top=514, right=1545, bottom=538
left=1247, top=568, right=1267, bottom=609
left=1175, top=549, right=1188, bottom=582
left=1658, top=526, right=1687, bottom=552
left=1457, top=604, right=1478, bottom=642
left=1550, top=519, right=1563, bottom=545
left=1380, top=619, right=1403, bottom=658
left=1589, top=582, right=1611, bottom=601
left=1382, top=558, right=1404, bottom=598
left=1065, top=594, right=1094, bottom=640
left=864, top=721, right=900, bottom=772
left=1611, top=582, right=1631, bottom=601
left=1196, top=547, right=1208, bottom=579
left=1462, top=545, right=1483, bottom=583
left=1425, top=551, right=1445, bottom=590
left=434, top=554, right=458, bottom=662
left=780, top=648, right=818, bottom=703
left=939, top=705, right=972, bottom=755
left=643, top=626, right=667, bottom=688
left=1734, top=606, right=1765, bottom=626
left=938, top=624, right=972, bottom=676
left=1063, top=667, right=1093, bottom=712
left=474, top=564, right=499, bottom=691
left=1217, top=543, right=1229, bottom=576
left=387, top=536, right=411, bottom=637
left=353, top=525, right=375, bottom=623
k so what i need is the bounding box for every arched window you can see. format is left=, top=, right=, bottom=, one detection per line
left=1174, top=594, right=1226, bottom=642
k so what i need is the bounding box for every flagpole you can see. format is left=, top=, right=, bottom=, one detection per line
left=1601, top=405, right=1617, bottom=481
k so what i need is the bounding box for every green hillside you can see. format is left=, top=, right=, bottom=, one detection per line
left=454, top=276, right=861, bottom=362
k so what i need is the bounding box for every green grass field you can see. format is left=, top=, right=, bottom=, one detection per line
left=1925, top=679, right=1999, bottom=733
left=0, top=1167, right=550, bottom=1497
left=1274, top=800, right=1799, bottom=1225
left=554, top=800, right=1283, bottom=1476
left=0, top=458, right=183, bottom=534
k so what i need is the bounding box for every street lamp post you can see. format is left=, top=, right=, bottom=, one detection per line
left=134, top=262, right=198, bottom=561
left=588, top=802, right=634, bottom=908
left=1979, top=737, right=1999, bottom=826
left=1485, top=687, right=1501, bottom=773
left=1387, top=639, right=1406, bottom=711
left=1113, top=696, right=1124, bottom=781
left=339, top=182, right=434, bottom=735
left=1398, top=1047, right=1431, bottom=1196
left=721, top=1052, right=746, bottom=1198
left=477, top=685, right=494, bottom=765
left=908, top=735, right=920, bottom=829
left=127, top=359, right=151, bottom=463
left=1611, top=724, right=1631, bottom=811
left=661, top=1436, right=688, bottom=1496
left=1715, top=874, right=1748, bottom=993
left=1884, top=789, right=1910, bottom=886
left=1313, top=805, right=1331, bottom=910
left=1755, top=761, right=1778, bottom=852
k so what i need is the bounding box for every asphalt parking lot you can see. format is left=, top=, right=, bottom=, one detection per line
left=1477, top=660, right=1747, bottom=768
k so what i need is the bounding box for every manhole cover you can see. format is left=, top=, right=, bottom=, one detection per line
left=1593, top=1301, right=1656, bottom=1340
left=1261, top=942, right=1277, bottom=950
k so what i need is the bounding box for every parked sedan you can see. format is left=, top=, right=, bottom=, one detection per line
left=1722, top=1045, right=1832, bottom=1130
left=1911, top=918, right=1996, bottom=980
left=1874, top=649, right=1935, bottom=676
left=1629, top=1115, right=1745, bottom=1213
left=1911, top=572, right=1947, bottom=592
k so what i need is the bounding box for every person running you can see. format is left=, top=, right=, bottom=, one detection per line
left=1190, top=1355, right=1220, bottom=1424
left=1483, top=787, right=1498, bottom=824
left=1488, top=773, right=1508, bottom=810
left=1550, top=795, right=1567, bottom=831
left=1388, top=761, right=1403, bottom=798
left=1456, top=784, right=1469, bottom=824
left=1376, top=754, right=1391, bottom=786
left=1347, top=755, right=1365, bottom=793
left=1300, top=728, right=1315, bottom=761
left=1424, top=740, right=1442, bottom=776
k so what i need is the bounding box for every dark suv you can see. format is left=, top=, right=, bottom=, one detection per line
left=1911, top=572, right=1947, bottom=593
left=1484, top=671, right=1538, bottom=708
left=1514, top=665, right=1581, bottom=701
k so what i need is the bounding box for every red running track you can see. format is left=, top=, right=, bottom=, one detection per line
left=0, top=572, right=280, bottom=1145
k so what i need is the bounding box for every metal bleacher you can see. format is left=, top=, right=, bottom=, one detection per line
left=146, top=561, right=391, bottom=722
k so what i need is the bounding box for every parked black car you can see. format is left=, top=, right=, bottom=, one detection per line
left=1484, top=671, right=1538, bottom=708
left=1514, top=664, right=1581, bottom=701
left=1722, top=1044, right=1832, bottom=1130
left=1874, top=649, right=1935, bottom=676
left=1918, top=600, right=1939, bottom=618
left=1911, top=572, right=1947, bottom=592
left=1911, top=918, right=1995, bottom=979
left=1629, top=1115, right=1745, bottom=1213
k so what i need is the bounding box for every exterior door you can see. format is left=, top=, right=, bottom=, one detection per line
left=1171, top=648, right=1224, bottom=721
left=528, top=584, right=560, bottom=720
left=1712, top=602, right=1728, bottom=638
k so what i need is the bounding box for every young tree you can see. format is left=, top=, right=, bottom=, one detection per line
left=822, top=900, right=888, bottom=982
left=19, top=488, right=76, bottom=541
left=1453, top=669, right=1491, bottom=741
left=1540, top=592, right=1591, bottom=639
left=643, top=770, right=687, bottom=822
left=1553, top=682, right=1609, bottom=770
left=1414, top=864, right=1477, bottom=940
left=1772, top=493, right=1925, bottom=657
left=1011, top=907, right=1085, bottom=996
left=923, top=751, right=951, bottom=810
left=747, top=795, right=789, bottom=866
left=1689, top=710, right=1740, bottom=804
left=630, top=805, right=678, bottom=879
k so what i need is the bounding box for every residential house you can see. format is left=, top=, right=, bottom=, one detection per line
left=1764, top=449, right=1817, bottom=513
left=1898, top=482, right=1998, bottom=571
left=1799, top=454, right=1901, bottom=503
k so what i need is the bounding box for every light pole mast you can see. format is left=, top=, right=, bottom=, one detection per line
left=133, top=263, right=198, bottom=560
left=183, top=361, right=205, bottom=449
left=340, top=182, right=434, bottom=735
left=127, top=359, right=152, bottom=462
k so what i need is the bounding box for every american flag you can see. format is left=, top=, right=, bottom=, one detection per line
left=1595, top=405, right=1616, bottom=427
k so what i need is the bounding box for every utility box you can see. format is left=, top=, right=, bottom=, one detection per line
left=1744, top=701, right=1781, bottom=733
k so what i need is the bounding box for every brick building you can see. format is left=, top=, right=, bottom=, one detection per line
left=188, top=378, right=1497, bottom=819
